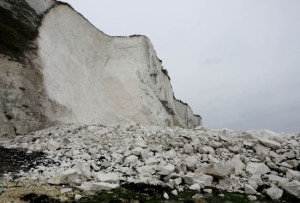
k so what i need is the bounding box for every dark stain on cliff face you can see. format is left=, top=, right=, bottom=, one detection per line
left=0, top=0, right=41, bottom=60
left=0, top=1, right=56, bottom=138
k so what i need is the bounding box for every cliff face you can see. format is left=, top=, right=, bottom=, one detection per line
left=0, top=0, right=201, bottom=138
left=0, top=0, right=55, bottom=137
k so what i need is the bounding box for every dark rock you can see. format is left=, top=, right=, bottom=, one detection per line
left=20, top=193, right=60, bottom=203
left=0, top=145, right=54, bottom=178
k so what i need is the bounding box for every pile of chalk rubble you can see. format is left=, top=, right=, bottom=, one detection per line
left=1, top=122, right=300, bottom=201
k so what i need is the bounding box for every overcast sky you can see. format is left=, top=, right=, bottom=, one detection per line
left=62, top=0, right=300, bottom=132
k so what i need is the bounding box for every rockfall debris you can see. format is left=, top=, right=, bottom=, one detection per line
left=0, top=123, right=299, bottom=201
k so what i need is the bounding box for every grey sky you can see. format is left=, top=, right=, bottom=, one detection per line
left=62, top=0, right=300, bottom=132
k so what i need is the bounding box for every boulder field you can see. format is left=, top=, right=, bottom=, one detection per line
left=0, top=122, right=299, bottom=201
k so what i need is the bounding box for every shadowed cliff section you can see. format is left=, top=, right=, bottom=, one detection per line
left=0, top=0, right=201, bottom=138
left=0, top=0, right=55, bottom=138
left=0, top=0, right=41, bottom=60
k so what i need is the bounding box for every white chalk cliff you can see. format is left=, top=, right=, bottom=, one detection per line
left=0, top=0, right=201, bottom=137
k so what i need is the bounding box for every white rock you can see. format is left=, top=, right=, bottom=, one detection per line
left=159, top=164, right=175, bottom=175
left=211, top=141, right=222, bottom=148
left=91, top=163, right=100, bottom=172
left=185, top=156, right=197, bottom=170
left=228, top=145, right=241, bottom=154
left=183, top=144, right=194, bottom=154
left=198, top=146, right=215, bottom=154
left=91, top=182, right=119, bottom=191
left=88, top=147, right=98, bottom=155
left=219, top=134, right=229, bottom=142
left=183, top=174, right=194, bottom=185
left=191, top=137, right=200, bottom=146
left=132, top=147, right=144, bottom=156
left=101, top=161, right=112, bottom=168
left=189, top=183, right=201, bottom=190
left=247, top=195, right=257, bottom=201
left=171, top=189, right=178, bottom=196
left=243, top=140, right=254, bottom=147
left=267, top=174, right=289, bottom=186
left=266, top=185, right=283, bottom=200
left=97, top=172, right=119, bottom=183
left=47, top=140, right=60, bottom=151
left=70, top=179, right=82, bottom=186
left=286, top=169, right=300, bottom=181
left=227, top=155, right=245, bottom=174
left=174, top=177, right=182, bottom=186
left=283, top=151, right=296, bottom=159
left=203, top=188, right=212, bottom=193
left=272, top=155, right=285, bottom=164
left=280, top=162, right=293, bottom=169
left=74, top=194, right=83, bottom=200
left=145, top=157, right=159, bottom=166
left=283, top=180, right=300, bottom=198
left=254, top=143, right=270, bottom=160
left=193, top=173, right=213, bottom=187
left=266, top=160, right=279, bottom=171
left=287, top=139, right=299, bottom=147
left=201, top=162, right=228, bottom=179
left=134, top=137, right=146, bottom=148
left=248, top=174, right=264, bottom=189
left=163, top=192, right=169, bottom=199
left=165, top=149, right=176, bottom=159
left=244, top=184, right=257, bottom=195
left=48, top=168, right=80, bottom=185
left=81, top=153, right=91, bottom=161
left=72, top=150, right=81, bottom=156
left=286, top=160, right=299, bottom=168
left=111, top=152, right=122, bottom=160
left=258, top=138, right=281, bottom=149
left=246, top=162, right=270, bottom=175
left=124, top=155, right=139, bottom=166
left=73, top=161, right=91, bottom=179
left=269, top=151, right=279, bottom=158
left=137, top=165, right=155, bottom=175
left=60, top=188, right=72, bottom=194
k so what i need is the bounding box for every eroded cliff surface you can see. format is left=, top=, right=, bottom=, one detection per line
left=0, top=0, right=55, bottom=137
left=0, top=0, right=201, bottom=138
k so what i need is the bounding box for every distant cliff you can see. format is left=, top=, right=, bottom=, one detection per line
left=0, top=0, right=201, bottom=138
